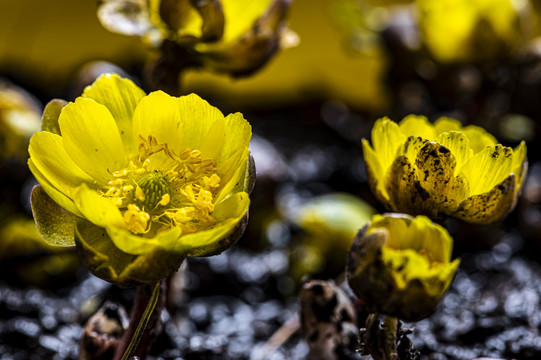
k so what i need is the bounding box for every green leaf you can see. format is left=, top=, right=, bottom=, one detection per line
left=30, top=185, right=77, bottom=246
left=41, top=99, right=68, bottom=135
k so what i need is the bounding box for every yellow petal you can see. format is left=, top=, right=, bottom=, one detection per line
left=398, top=115, right=436, bottom=140
left=178, top=93, right=226, bottom=150
left=434, top=117, right=463, bottom=135
left=215, top=147, right=250, bottom=203
left=463, top=125, right=498, bottom=153
left=460, top=144, right=513, bottom=196
left=415, top=142, right=457, bottom=203
left=73, top=184, right=124, bottom=229
left=217, top=0, right=273, bottom=44
left=408, top=215, right=453, bottom=263
left=400, top=136, right=430, bottom=164
left=213, top=191, right=250, bottom=222
left=371, top=214, right=453, bottom=263
left=28, top=160, right=82, bottom=217
left=435, top=131, right=473, bottom=172
left=454, top=175, right=516, bottom=224
left=199, top=116, right=226, bottom=161
left=385, top=155, right=427, bottom=214
left=512, top=141, right=527, bottom=189
left=131, top=90, right=184, bottom=157
left=371, top=117, right=406, bottom=179
left=82, top=73, right=146, bottom=152
left=171, top=191, right=249, bottom=253
left=220, top=112, right=251, bottom=163
left=59, top=98, right=127, bottom=182
left=28, top=131, right=94, bottom=209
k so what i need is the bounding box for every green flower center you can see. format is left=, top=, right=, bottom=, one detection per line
left=134, top=171, right=173, bottom=212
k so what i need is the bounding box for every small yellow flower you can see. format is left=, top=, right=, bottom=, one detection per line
left=97, top=0, right=294, bottom=76
left=362, top=115, right=527, bottom=224
left=347, top=213, right=460, bottom=321
left=29, top=74, right=254, bottom=286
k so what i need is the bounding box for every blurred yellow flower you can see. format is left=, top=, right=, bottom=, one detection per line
left=347, top=213, right=459, bottom=321
left=417, top=0, right=527, bottom=62
left=98, top=0, right=294, bottom=76
left=362, top=115, right=527, bottom=224
left=29, top=74, right=254, bottom=286
left=286, top=192, right=376, bottom=277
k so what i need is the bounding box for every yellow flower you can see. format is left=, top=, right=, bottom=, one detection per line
left=29, top=74, right=254, bottom=286
left=362, top=115, right=527, bottom=224
left=347, top=213, right=460, bottom=321
left=417, top=0, right=527, bottom=63
left=97, top=0, right=294, bottom=76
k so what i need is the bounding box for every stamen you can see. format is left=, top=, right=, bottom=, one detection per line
left=99, top=135, right=222, bottom=235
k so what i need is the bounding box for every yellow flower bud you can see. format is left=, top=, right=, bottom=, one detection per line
left=347, top=213, right=460, bottom=322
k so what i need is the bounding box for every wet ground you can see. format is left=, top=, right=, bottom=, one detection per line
left=2, top=225, right=541, bottom=359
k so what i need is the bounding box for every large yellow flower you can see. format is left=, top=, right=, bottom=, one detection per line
left=28, top=74, right=254, bottom=286
left=362, top=115, right=527, bottom=224
left=347, top=213, right=460, bottom=321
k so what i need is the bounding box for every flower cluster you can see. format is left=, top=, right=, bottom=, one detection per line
left=362, top=115, right=527, bottom=224
left=29, top=74, right=254, bottom=286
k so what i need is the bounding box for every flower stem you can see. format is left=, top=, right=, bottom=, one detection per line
left=114, top=281, right=165, bottom=360
left=364, top=313, right=398, bottom=360
left=382, top=315, right=398, bottom=360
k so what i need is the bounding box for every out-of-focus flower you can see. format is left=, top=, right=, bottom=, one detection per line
left=29, top=74, right=254, bottom=286
left=362, top=115, right=527, bottom=224
left=98, top=0, right=295, bottom=85
left=286, top=193, right=376, bottom=277
left=0, top=217, right=80, bottom=288
left=0, top=81, right=41, bottom=160
left=417, top=0, right=528, bottom=63
left=347, top=213, right=460, bottom=321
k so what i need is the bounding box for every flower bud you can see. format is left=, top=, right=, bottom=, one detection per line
left=347, top=213, right=460, bottom=322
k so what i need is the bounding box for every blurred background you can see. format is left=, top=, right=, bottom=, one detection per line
left=2, top=0, right=541, bottom=359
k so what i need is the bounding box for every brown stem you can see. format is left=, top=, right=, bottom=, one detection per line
left=113, top=281, right=166, bottom=360
left=364, top=314, right=399, bottom=360
left=382, top=316, right=398, bottom=360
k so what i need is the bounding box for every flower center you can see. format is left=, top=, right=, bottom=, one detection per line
left=134, top=171, right=172, bottom=211
left=99, top=135, right=221, bottom=235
